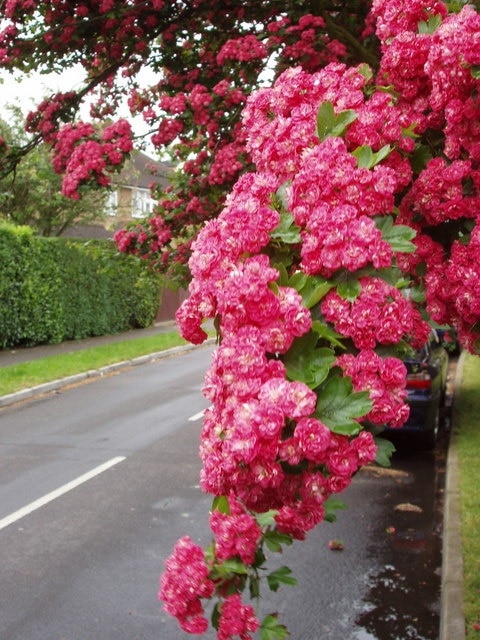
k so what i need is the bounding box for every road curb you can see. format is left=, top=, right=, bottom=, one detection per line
left=440, top=349, right=466, bottom=640
left=0, top=340, right=214, bottom=409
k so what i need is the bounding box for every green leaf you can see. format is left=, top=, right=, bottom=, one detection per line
left=418, top=14, right=442, bottom=34
left=274, top=262, right=290, bottom=287
left=215, top=558, right=249, bottom=577
left=316, top=102, right=357, bottom=141
left=270, top=211, right=301, bottom=244
left=299, top=275, right=333, bottom=308
left=357, top=63, right=373, bottom=82
left=264, top=529, right=294, bottom=553
left=331, top=108, right=358, bottom=137
left=375, top=216, right=416, bottom=253
left=260, top=614, right=290, bottom=640
left=316, top=102, right=335, bottom=140
left=211, top=602, right=221, bottom=631
left=249, top=575, right=261, bottom=600
left=266, top=566, right=297, bottom=592
left=315, top=374, right=372, bottom=434
left=311, top=320, right=346, bottom=350
left=374, top=436, right=396, bottom=467
left=255, top=509, right=279, bottom=528
left=352, top=145, right=374, bottom=168
left=284, top=332, right=336, bottom=388
left=352, top=144, right=392, bottom=169
left=323, top=496, right=348, bottom=523
left=287, top=272, right=333, bottom=308
left=471, top=65, right=480, bottom=80
left=288, top=271, right=308, bottom=292
left=336, top=278, right=361, bottom=301
left=211, top=495, right=230, bottom=514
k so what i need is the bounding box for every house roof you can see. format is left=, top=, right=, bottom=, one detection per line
left=114, top=150, right=172, bottom=190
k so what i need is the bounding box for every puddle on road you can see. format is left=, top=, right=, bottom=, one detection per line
left=353, top=431, right=448, bottom=640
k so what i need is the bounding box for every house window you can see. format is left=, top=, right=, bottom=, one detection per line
left=105, top=190, right=118, bottom=216
left=132, top=188, right=156, bottom=218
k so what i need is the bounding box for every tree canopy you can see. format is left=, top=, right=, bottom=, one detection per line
left=0, top=107, right=107, bottom=235
left=4, top=2, right=480, bottom=637
left=0, top=0, right=378, bottom=283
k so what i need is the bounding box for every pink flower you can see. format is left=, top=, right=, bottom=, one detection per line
left=159, top=536, right=214, bottom=634
left=217, top=594, right=260, bottom=640
left=210, top=495, right=262, bottom=565
left=336, top=351, right=409, bottom=428
left=294, top=417, right=332, bottom=463
left=321, top=277, right=430, bottom=350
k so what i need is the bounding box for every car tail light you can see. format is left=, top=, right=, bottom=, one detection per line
left=406, top=371, right=432, bottom=390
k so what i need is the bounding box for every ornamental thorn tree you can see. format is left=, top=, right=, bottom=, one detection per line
left=5, top=1, right=480, bottom=638
left=162, top=1, right=480, bottom=637
left=0, top=0, right=378, bottom=285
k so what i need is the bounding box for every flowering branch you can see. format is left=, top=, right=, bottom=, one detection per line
left=160, top=2, right=480, bottom=637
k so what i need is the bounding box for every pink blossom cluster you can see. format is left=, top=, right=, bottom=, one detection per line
left=216, top=34, right=267, bottom=65
left=400, top=157, right=480, bottom=226
left=375, top=3, right=480, bottom=161
left=270, top=14, right=347, bottom=72
left=0, top=24, right=17, bottom=64
left=242, top=64, right=367, bottom=181
left=336, top=350, right=409, bottom=428
left=4, top=0, right=36, bottom=19
left=161, top=2, right=480, bottom=635
left=209, top=494, right=262, bottom=565
left=52, top=119, right=133, bottom=199
left=25, top=92, right=78, bottom=143
left=197, top=331, right=378, bottom=534
left=216, top=595, right=259, bottom=640
left=208, top=140, right=247, bottom=186
left=321, top=277, right=430, bottom=350
left=426, top=227, right=480, bottom=351
left=159, top=516, right=262, bottom=638
left=288, top=137, right=400, bottom=277
left=373, top=1, right=480, bottom=349
left=159, top=536, right=215, bottom=634
left=113, top=215, right=172, bottom=259
left=371, top=0, right=448, bottom=42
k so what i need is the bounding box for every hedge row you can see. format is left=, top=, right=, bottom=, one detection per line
left=0, top=224, right=163, bottom=349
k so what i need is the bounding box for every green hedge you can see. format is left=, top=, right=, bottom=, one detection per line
left=0, top=224, right=163, bottom=349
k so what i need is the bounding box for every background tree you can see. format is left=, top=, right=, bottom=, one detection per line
left=0, top=0, right=378, bottom=284
left=0, top=108, right=107, bottom=236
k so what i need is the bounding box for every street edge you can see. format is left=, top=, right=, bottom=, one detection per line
left=440, top=349, right=466, bottom=640
left=0, top=339, right=215, bottom=409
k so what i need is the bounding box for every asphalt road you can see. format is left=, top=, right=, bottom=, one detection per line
left=0, top=345, right=448, bottom=640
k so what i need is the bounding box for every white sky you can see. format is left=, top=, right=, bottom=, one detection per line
left=0, top=66, right=157, bottom=147
left=0, top=67, right=87, bottom=117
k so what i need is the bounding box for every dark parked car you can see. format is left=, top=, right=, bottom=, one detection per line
left=386, top=331, right=449, bottom=450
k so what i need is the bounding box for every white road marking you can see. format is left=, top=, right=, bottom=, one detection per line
left=0, top=456, right=126, bottom=532
left=188, top=410, right=205, bottom=422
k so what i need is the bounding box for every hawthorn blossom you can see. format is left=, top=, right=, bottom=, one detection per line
left=336, top=351, right=409, bottom=428
left=159, top=536, right=214, bottom=634
left=401, top=157, right=480, bottom=225
left=321, top=277, right=430, bottom=350
left=217, top=594, right=260, bottom=640
left=210, top=495, right=262, bottom=565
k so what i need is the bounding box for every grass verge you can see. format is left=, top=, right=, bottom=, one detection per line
left=455, top=353, right=480, bottom=639
left=0, top=332, right=189, bottom=397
